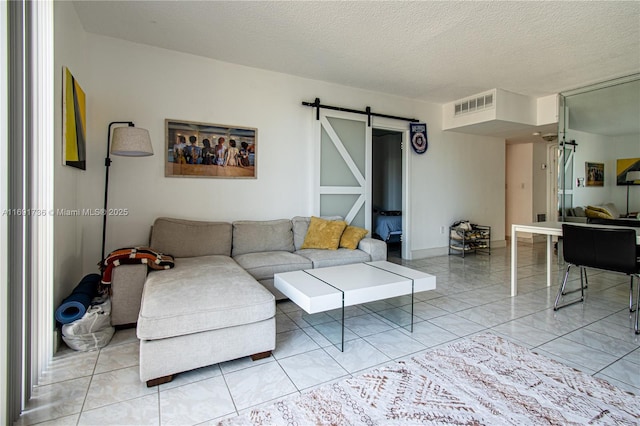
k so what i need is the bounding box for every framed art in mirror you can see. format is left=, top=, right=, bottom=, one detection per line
left=616, top=158, right=640, bottom=186
left=585, top=162, right=604, bottom=187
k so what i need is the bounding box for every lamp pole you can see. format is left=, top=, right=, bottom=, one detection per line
left=101, top=121, right=134, bottom=265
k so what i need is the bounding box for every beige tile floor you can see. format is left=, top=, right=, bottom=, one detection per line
left=16, top=242, right=640, bottom=425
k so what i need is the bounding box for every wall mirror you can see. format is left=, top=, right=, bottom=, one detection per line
left=558, top=74, right=640, bottom=220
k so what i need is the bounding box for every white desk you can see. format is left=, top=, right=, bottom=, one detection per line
left=510, top=221, right=640, bottom=297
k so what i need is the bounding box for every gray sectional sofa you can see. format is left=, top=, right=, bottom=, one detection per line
left=109, top=216, right=387, bottom=386
left=561, top=202, right=628, bottom=223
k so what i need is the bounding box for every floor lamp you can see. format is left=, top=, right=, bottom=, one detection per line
left=625, top=170, right=640, bottom=217
left=101, top=121, right=154, bottom=265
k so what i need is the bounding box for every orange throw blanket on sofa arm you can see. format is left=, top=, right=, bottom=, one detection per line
left=100, top=246, right=175, bottom=285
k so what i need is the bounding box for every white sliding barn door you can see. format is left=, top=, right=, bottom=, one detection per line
left=315, top=111, right=371, bottom=230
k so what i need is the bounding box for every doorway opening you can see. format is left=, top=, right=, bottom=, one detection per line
left=372, top=128, right=403, bottom=259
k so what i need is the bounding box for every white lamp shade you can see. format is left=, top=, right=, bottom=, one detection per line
left=111, top=127, right=154, bottom=156
left=626, top=170, right=640, bottom=184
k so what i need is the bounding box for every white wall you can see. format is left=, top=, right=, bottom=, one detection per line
left=413, top=120, right=506, bottom=257
left=53, top=2, right=89, bottom=304
left=495, top=89, right=537, bottom=126
left=54, top=5, right=507, bottom=276
left=537, top=95, right=559, bottom=125
left=568, top=130, right=640, bottom=212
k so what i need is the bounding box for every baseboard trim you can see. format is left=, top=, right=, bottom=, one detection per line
left=409, top=240, right=506, bottom=260
left=410, top=247, right=448, bottom=259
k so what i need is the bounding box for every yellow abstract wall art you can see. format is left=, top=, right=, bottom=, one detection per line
left=63, top=66, right=86, bottom=170
left=616, top=158, right=640, bottom=186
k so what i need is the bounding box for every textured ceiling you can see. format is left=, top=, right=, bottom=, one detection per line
left=72, top=1, right=640, bottom=104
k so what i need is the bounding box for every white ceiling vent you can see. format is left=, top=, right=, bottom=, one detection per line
left=454, top=92, right=494, bottom=116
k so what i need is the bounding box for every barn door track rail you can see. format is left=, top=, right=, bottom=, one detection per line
left=302, top=98, right=419, bottom=127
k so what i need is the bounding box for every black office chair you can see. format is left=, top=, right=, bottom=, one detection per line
left=555, top=224, right=640, bottom=334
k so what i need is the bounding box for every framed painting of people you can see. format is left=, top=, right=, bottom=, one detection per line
left=585, top=162, right=604, bottom=187
left=165, top=119, right=257, bottom=179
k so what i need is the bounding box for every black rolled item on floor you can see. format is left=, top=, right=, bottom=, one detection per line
left=54, top=273, right=101, bottom=324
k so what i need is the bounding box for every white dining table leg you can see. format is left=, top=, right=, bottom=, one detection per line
left=511, top=225, right=518, bottom=297
left=546, top=235, right=553, bottom=287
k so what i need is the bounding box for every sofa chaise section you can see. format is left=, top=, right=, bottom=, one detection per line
left=137, top=256, right=274, bottom=340
left=137, top=255, right=275, bottom=385
left=136, top=218, right=275, bottom=386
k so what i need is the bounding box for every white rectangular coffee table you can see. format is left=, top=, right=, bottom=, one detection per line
left=275, top=261, right=436, bottom=351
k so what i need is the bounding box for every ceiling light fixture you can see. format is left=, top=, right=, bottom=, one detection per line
left=541, top=133, right=558, bottom=142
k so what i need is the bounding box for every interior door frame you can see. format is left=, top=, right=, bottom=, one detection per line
left=314, top=109, right=372, bottom=229
left=371, top=117, right=411, bottom=260
left=313, top=111, right=411, bottom=259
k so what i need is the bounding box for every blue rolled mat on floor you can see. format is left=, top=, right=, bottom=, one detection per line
left=55, top=273, right=101, bottom=324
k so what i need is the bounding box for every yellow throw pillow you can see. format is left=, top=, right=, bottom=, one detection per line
left=586, top=205, right=607, bottom=214
left=301, top=217, right=347, bottom=250
left=340, top=225, right=369, bottom=250
left=586, top=205, right=614, bottom=219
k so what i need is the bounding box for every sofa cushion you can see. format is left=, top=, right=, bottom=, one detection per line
left=292, top=216, right=343, bottom=250
left=340, top=225, right=369, bottom=249
left=150, top=218, right=232, bottom=258
left=296, top=248, right=371, bottom=268
left=601, top=202, right=620, bottom=219
left=301, top=217, right=347, bottom=250
left=233, top=251, right=312, bottom=281
left=232, top=219, right=294, bottom=256
left=137, top=255, right=274, bottom=340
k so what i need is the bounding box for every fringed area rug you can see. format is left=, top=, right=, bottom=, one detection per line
left=220, top=333, right=639, bottom=425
